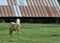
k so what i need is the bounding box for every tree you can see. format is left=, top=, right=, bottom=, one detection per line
left=57, top=0, right=60, bottom=5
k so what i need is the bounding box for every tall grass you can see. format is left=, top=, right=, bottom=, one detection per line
left=0, top=23, right=60, bottom=43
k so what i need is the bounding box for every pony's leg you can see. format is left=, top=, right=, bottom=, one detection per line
left=16, top=28, right=19, bottom=37
left=16, top=30, right=19, bottom=37
left=16, top=28, right=19, bottom=43
left=9, top=31, right=13, bottom=40
left=9, top=30, right=13, bottom=37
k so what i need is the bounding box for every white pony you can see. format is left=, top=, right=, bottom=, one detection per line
left=9, top=19, right=20, bottom=37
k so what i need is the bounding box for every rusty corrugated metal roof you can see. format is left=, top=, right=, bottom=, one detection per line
left=0, top=6, right=15, bottom=17
left=0, top=0, right=60, bottom=17
left=19, top=0, right=60, bottom=17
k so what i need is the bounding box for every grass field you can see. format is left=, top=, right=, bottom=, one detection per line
left=0, top=23, right=60, bottom=43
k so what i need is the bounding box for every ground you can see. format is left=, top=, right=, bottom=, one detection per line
left=0, top=23, right=60, bottom=43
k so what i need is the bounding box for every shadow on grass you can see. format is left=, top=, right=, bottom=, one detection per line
left=8, top=40, right=15, bottom=42
left=51, top=34, right=59, bottom=36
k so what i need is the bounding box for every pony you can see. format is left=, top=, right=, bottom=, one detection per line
left=9, top=19, right=20, bottom=37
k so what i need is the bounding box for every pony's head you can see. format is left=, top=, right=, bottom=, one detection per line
left=16, top=19, right=20, bottom=25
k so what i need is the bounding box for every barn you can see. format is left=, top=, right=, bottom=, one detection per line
left=0, top=0, right=60, bottom=23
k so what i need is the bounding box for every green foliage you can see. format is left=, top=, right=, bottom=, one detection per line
left=57, top=0, right=60, bottom=5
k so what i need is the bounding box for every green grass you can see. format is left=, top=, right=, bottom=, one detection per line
left=0, top=23, right=60, bottom=43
